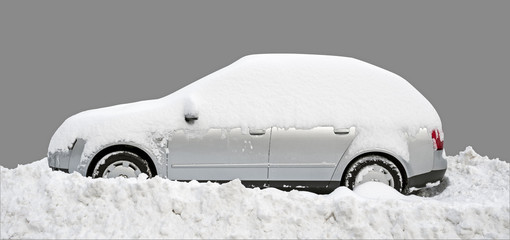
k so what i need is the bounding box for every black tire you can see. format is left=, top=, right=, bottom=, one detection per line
left=92, top=151, right=152, bottom=178
left=342, top=154, right=404, bottom=193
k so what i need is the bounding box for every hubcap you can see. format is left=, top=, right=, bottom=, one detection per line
left=102, top=160, right=141, bottom=178
left=354, top=164, right=394, bottom=189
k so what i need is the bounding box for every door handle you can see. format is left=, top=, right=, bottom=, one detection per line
left=249, top=129, right=266, bottom=135
left=334, top=128, right=350, bottom=135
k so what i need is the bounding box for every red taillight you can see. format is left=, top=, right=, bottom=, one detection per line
left=431, top=129, right=444, bottom=150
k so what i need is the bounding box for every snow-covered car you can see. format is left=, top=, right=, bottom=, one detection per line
left=48, top=54, right=447, bottom=193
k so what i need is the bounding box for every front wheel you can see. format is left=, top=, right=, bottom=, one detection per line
left=342, top=155, right=404, bottom=193
left=92, top=151, right=152, bottom=178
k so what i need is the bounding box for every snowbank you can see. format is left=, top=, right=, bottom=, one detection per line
left=1, top=147, right=508, bottom=239
left=48, top=54, right=441, bottom=160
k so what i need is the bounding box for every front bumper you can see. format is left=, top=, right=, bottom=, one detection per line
left=48, top=138, right=86, bottom=174
left=50, top=166, right=69, bottom=173
left=48, top=149, right=71, bottom=172
left=407, top=149, right=447, bottom=188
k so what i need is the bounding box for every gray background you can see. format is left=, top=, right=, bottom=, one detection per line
left=1, top=1, right=508, bottom=168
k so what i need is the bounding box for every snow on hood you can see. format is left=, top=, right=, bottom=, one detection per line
left=48, top=54, right=441, bottom=157
left=1, top=147, right=508, bottom=239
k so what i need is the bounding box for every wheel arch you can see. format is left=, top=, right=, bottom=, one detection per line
left=339, top=150, right=410, bottom=189
left=86, top=144, right=158, bottom=177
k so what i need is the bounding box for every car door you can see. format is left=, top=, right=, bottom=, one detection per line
left=167, top=128, right=270, bottom=186
left=267, top=126, right=355, bottom=189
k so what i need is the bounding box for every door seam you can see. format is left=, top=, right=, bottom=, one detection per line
left=266, top=127, right=273, bottom=180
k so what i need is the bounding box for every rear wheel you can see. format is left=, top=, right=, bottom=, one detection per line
left=92, top=151, right=152, bottom=178
left=343, top=154, right=404, bottom=192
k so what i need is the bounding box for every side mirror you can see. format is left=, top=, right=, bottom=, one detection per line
left=184, top=113, right=198, bottom=124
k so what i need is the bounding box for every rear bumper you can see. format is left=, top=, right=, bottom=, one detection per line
left=407, top=149, right=447, bottom=188
left=407, top=168, right=446, bottom=188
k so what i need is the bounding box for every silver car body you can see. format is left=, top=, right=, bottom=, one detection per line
left=49, top=127, right=446, bottom=191
left=48, top=54, right=447, bottom=192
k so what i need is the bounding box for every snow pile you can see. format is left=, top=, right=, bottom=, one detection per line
left=49, top=54, right=441, bottom=159
left=1, top=147, right=508, bottom=239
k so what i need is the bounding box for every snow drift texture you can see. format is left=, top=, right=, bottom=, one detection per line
left=48, top=54, right=441, bottom=159
left=1, top=147, right=508, bottom=239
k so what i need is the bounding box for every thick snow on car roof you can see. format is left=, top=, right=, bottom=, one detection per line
left=49, top=54, right=441, bottom=159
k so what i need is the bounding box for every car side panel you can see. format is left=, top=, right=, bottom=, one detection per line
left=69, top=138, right=86, bottom=174
left=167, top=128, right=270, bottom=181
left=330, top=128, right=439, bottom=183
left=407, top=128, right=434, bottom=176
left=268, top=127, right=355, bottom=181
